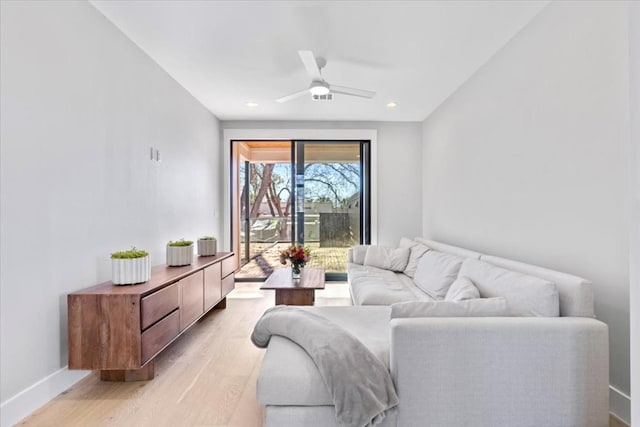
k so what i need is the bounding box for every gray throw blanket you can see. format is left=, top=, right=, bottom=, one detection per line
left=251, top=306, right=398, bottom=427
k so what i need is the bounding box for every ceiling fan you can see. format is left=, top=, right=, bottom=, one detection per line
left=276, top=51, right=376, bottom=103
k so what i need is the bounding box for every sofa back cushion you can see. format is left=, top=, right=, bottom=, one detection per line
left=363, top=245, right=411, bottom=272
left=458, top=259, right=559, bottom=317
left=390, top=298, right=508, bottom=319
left=480, top=255, right=594, bottom=317
left=413, top=251, right=464, bottom=299
left=414, top=238, right=482, bottom=260
left=348, top=245, right=369, bottom=265
left=445, top=276, right=480, bottom=301
left=399, top=238, right=431, bottom=278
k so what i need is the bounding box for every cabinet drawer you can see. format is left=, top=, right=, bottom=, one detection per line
left=180, top=270, right=204, bottom=330
left=141, top=282, right=179, bottom=330
left=204, top=263, right=222, bottom=310
left=141, top=309, right=179, bottom=363
left=221, top=273, right=235, bottom=297
left=221, top=255, right=236, bottom=278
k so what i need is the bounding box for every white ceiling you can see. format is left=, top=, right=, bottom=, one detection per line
left=90, top=1, right=549, bottom=122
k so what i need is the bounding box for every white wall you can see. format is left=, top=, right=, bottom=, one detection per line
left=221, top=121, right=423, bottom=247
left=630, top=2, right=639, bottom=424
left=0, top=1, right=222, bottom=424
left=421, top=1, right=631, bottom=421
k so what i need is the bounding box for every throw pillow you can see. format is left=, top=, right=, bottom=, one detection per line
left=390, top=298, right=509, bottom=319
left=399, top=238, right=430, bottom=279
left=349, top=245, right=369, bottom=265
left=363, top=246, right=411, bottom=272
left=458, top=258, right=559, bottom=317
left=445, top=276, right=480, bottom=301
left=413, top=251, right=464, bottom=299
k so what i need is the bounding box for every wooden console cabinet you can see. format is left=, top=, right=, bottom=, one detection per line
left=68, top=252, right=236, bottom=381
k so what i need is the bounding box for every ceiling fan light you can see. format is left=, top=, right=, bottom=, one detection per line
left=309, top=81, right=330, bottom=96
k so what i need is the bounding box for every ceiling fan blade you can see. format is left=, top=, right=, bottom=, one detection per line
left=330, top=85, right=376, bottom=99
left=276, top=88, right=310, bottom=103
left=298, top=50, right=323, bottom=81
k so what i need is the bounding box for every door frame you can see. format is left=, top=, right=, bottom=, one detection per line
left=223, top=128, right=378, bottom=272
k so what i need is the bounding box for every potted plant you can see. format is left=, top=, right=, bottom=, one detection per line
left=197, top=236, right=217, bottom=257
left=166, top=239, right=194, bottom=266
left=111, top=247, right=150, bottom=285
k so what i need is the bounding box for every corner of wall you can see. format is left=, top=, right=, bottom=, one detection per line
left=610, top=386, right=632, bottom=424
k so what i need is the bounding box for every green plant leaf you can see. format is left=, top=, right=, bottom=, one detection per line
left=111, top=246, right=149, bottom=259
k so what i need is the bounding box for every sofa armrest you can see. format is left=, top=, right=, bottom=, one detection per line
left=347, top=247, right=354, bottom=263
left=390, top=317, right=609, bottom=427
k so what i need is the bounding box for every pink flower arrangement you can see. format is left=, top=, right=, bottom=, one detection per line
left=280, top=244, right=311, bottom=274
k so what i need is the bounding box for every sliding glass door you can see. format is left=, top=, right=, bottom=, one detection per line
left=232, top=140, right=370, bottom=280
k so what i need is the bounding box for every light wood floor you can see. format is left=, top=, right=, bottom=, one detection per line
left=18, top=282, right=351, bottom=427
left=17, top=282, right=628, bottom=427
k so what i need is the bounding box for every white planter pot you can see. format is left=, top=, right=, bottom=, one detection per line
left=197, top=239, right=217, bottom=257
left=112, top=256, right=151, bottom=285
left=166, top=245, right=194, bottom=266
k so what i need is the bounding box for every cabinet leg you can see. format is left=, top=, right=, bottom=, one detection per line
left=214, top=297, right=227, bottom=309
left=100, top=361, right=154, bottom=381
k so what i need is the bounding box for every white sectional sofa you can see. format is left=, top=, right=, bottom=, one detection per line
left=256, top=238, right=609, bottom=427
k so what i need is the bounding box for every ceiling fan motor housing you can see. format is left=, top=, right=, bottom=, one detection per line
left=312, top=93, right=334, bottom=101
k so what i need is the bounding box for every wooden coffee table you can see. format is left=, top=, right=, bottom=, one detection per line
left=261, top=268, right=325, bottom=306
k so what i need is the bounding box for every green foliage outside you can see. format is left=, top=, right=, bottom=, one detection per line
left=111, top=247, right=149, bottom=259
left=167, top=239, right=194, bottom=247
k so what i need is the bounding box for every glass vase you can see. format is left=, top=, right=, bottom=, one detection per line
left=292, top=264, right=302, bottom=279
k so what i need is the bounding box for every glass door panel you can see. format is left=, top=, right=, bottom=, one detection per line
left=233, top=141, right=293, bottom=280
left=296, top=141, right=370, bottom=279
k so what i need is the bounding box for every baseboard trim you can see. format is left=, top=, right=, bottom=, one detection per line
left=610, top=385, right=631, bottom=425
left=0, top=366, right=90, bottom=427
left=610, top=412, right=631, bottom=427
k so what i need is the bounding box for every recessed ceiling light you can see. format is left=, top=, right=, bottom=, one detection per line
left=245, top=101, right=258, bottom=108
left=386, top=101, right=398, bottom=109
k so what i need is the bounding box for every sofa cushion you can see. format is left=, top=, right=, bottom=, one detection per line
left=414, top=238, right=482, bottom=260
left=399, top=238, right=430, bottom=279
left=349, top=245, right=369, bottom=265
left=399, top=237, right=417, bottom=248
left=458, top=259, right=559, bottom=317
left=445, top=276, right=480, bottom=301
left=390, top=298, right=508, bottom=319
left=349, top=263, right=432, bottom=305
left=257, top=306, right=391, bottom=406
left=363, top=245, right=410, bottom=272
left=413, top=251, right=464, bottom=300
left=480, top=255, right=594, bottom=317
